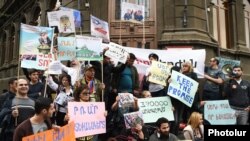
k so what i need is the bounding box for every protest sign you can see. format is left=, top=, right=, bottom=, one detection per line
left=47, top=11, right=59, bottom=27
left=148, top=61, right=171, bottom=86
left=118, top=93, right=135, bottom=108
left=104, top=42, right=129, bottom=64
left=22, top=122, right=75, bottom=141
left=124, top=111, right=143, bottom=129
left=47, top=11, right=75, bottom=33
left=68, top=102, right=106, bottom=138
left=21, top=54, right=53, bottom=70
left=48, top=61, right=62, bottom=74
left=20, top=23, right=54, bottom=55
left=76, top=36, right=103, bottom=61
left=138, top=96, right=174, bottom=123
left=167, top=71, right=198, bottom=107
left=91, top=15, right=110, bottom=43
left=58, top=37, right=76, bottom=60
left=204, top=100, right=236, bottom=125
left=60, top=7, right=81, bottom=28
left=121, top=2, right=145, bottom=23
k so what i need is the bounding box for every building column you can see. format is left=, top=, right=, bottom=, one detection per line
left=228, top=0, right=247, bottom=51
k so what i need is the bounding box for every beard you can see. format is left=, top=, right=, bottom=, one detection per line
left=159, top=131, right=169, bottom=139
left=234, top=73, right=242, bottom=79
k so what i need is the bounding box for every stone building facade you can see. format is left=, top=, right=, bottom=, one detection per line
left=0, top=0, right=249, bottom=92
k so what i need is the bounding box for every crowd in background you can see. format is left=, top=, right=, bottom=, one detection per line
left=0, top=49, right=249, bottom=141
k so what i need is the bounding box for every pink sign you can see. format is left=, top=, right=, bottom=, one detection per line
left=68, top=102, right=106, bottom=138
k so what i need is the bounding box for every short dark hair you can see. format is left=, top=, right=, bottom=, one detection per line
left=35, top=97, right=53, bottom=114
left=129, top=53, right=136, bottom=60
left=28, top=69, right=39, bottom=75
left=156, top=117, right=169, bottom=128
left=8, top=77, right=17, bottom=85
left=148, top=53, right=159, bottom=61
left=211, top=58, right=219, bottom=65
left=233, top=65, right=243, bottom=71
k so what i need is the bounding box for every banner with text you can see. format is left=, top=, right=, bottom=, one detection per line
left=138, top=96, right=174, bottom=123
left=123, top=47, right=206, bottom=78
left=148, top=61, right=171, bottom=86
left=68, top=102, right=106, bottom=138
left=22, top=122, right=75, bottom=141
left=204, top=100, right=236, bottom=125
left=58, top=37, right=76, bottom=60
left=21, top=54, right=53, bottom=70
left=76, top=36, right=103, bottom=61
left=167, top=71, right=198, bottom=107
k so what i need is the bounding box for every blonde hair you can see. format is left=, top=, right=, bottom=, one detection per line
left=142, top=90, right=151, bottom=98
left=187, top=112, right=203, bottom=129
left=181, top=61, right=193, bottom=73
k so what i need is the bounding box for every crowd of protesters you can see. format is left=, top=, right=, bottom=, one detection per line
left=0, top=49, right=249, bottom=141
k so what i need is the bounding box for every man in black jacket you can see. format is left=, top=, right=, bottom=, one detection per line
left=224, top=66, right=250, bottom=125
left=0, top=77, right=17, bottom=111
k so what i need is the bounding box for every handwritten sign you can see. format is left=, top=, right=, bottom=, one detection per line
left=48, top=61, right=62, bottom=74
left=167, top=71, right=198, bottom=107
left=104, top=42, right=129, bottom=64
left=118, top=93, right=134, bottom=108
left=148, top=61, right=171, bottom=86
left=124, top=111, right=143, bottom=129
left=22, top=122, right=75, bottom=141
left=68, top=102, right=106, bottom=138
left=204, top=100, right=236, bottom=125
left=138, top=96, right=174, bottom=123
left=58, top=37, right=76, bottom=61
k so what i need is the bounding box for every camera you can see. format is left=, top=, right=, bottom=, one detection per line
left=230, top=71, right=238, bottom=78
